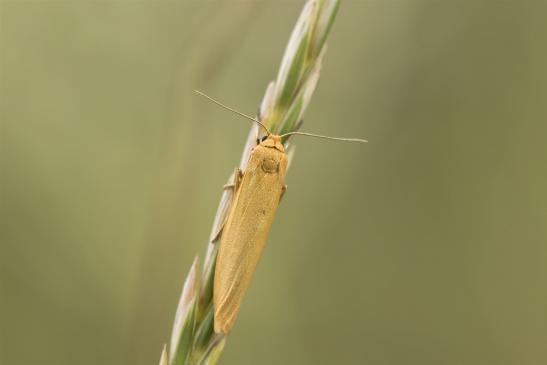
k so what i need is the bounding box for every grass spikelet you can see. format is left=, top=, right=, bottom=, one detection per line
left=160, top=1, right=340, bottom=363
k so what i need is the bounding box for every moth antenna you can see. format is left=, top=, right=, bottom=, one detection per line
left=194, top=90, right=271, bottom=135
left=279, top=131, right=367, bottom=143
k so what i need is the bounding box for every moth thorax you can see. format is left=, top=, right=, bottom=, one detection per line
left=261, top=158, right=279, bottom=173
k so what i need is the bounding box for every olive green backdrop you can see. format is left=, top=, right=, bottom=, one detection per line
left=1, top=1, right=545, bottom=365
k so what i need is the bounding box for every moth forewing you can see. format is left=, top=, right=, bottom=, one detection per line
left=213, top=135, right=288, bottom=334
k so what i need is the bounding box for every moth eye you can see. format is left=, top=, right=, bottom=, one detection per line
left=261, top=136, right=268, bottom=142
left=256, top=138, right=260, bottom=145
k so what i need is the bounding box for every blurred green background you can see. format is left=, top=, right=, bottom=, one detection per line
left=1, top=1, right=545, bottom=364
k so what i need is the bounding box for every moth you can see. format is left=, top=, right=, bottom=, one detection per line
left=195, top=91, right=366, bottom=334
left=214, top=133, right=287, bottom=334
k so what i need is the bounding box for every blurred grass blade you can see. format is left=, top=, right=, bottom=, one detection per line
left=279, top=48, right=324, bottom=136
left=311, top=0, right=340, bottom=58
left=196, top=336, right=226, bottom=365
left=273, top=0, right=317, bottom=112
left=159, top=345, right=169, bottom=365
left=192, top=307, right=216, bottom=352
left=198, top=250, right=216, bottom=318
left=278, top=94, right=303, bottom=137
left=169, top=257, right=200, bottom=365
left=258, top=81, right=276, bottom=124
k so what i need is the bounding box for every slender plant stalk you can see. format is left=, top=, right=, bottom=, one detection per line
left=160, top=1, right=340, bottom=364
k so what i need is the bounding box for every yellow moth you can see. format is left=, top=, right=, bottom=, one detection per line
left=214, top=133, right=288, bottom=334
left=195, top=91, right=366, bottom=335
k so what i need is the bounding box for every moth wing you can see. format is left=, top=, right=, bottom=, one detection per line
left=214, top=149, right=287, bottom=334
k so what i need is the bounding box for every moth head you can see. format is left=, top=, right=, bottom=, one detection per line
left=259, top=134, right=285, bottom=153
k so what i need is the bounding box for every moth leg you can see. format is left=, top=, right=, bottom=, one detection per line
left=223, top=168, right=243, bottom=191
left=211, top=226, right=224, bottom=244
left=234, top=168, right=243, bottom=191
left=279, top=185, right=288, bottom=203
left=213, top=168, right=243, bottom=244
